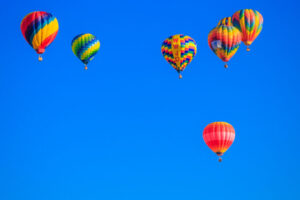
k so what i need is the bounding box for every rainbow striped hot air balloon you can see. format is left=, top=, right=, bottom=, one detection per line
left=217, top=17, right=233, bottom=26
left=232, top=9, right=263, bottom=51
left=21, top=11, right=59, bottom=61
left=203, top=122, right=235, bottom=162
left=161, top=34, right=197, bottom=79
left=71, top=33, right=100, bottom=70
left=208, top=25, right=242, bottom=68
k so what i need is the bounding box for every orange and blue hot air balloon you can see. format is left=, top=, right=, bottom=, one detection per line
left=203, top=122, right=235, bottom=162
left=21, top=11, right=59, bottom=61
left=161, top=34, right=197, bottom=79
left=71, top=33, right=100, bottom=70
left=217, top=17, right=233, bottom=26
left=232, top=9, right=263, bottom=51
left=208, top=25, right=242, bottom=68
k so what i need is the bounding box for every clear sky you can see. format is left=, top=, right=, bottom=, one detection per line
left=0, top=0, right=299, bottom=199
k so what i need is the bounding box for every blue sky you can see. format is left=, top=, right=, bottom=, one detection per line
left=0, top=0, right=299, bottom=199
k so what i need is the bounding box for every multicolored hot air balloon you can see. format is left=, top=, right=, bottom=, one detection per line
left=71, top=33, right=100, bottom=70
left=203, top=122, right=235, bottom=162
left=232, top=9, right=263, bottom=51
left=21, top=11, right=59, bottom=61
left=161, top=34, right=197, bottom=79
left=208, top=25, right=242, bottom=68
left=217, top=17, right=233, bottom=26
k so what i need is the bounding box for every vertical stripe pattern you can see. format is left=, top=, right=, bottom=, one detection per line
left=21, top=11, right=59, bottom=54
left=208, top=25, right=241, bottom=63
left=217, top=17, right=233, bottom=26
left=203, top=122, right=235, bottom=156
left=232, top=9, right=263, bottom=46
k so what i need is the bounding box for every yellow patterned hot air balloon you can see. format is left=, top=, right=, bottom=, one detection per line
left=161, top=34, right=197, bottom=79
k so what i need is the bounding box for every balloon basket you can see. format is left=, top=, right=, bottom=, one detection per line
left=38, top=55, right=43, bottom=61
left=84, top=65, right=88, bottom=70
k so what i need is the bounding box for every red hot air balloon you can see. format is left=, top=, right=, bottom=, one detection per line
left=203, top=122, right=235, bottom=162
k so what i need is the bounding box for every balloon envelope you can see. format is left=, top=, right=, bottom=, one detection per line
left=217, top=17, right=233, bottom=26
left=161, top=34, right=197, bottom=78
left=203, top=122, right=235, bottom=158
left=71, top=33, right=100, bottom=69
left=21, top=11, right=59, bottom=58
left=208, top=25, right=241, bottom=68
left=232, top=9, right=263, bottom=49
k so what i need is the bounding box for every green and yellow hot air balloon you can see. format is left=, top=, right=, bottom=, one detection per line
left=71, top=33, right=100, bottom=70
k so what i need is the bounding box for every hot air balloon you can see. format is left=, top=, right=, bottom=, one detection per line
left=71, top=33, right=100, bottom=70
left=203, top=122, right=235, bottom=162
left=161, top=34, right=197, bottom=79
left=21, top=11, right=59, bottom=61
left=208, top=25, right=242, bottom=68
left=232, top=9, right=263, bottom=51
left=217, top=17, right=233, bottom=26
